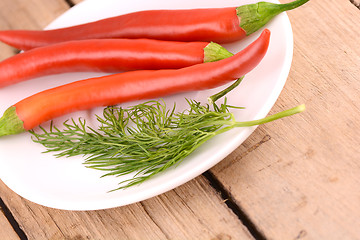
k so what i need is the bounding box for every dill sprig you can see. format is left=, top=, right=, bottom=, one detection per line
left=30, top=72, right=304, bottom=191
left=30, top=97, right=304, bottom=190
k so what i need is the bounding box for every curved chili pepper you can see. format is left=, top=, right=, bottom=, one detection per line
left=0, top=0, right=308, bottom=50
left=0, top=38, right=233, bottom=88
left=0, top=29, right=270, bottom=137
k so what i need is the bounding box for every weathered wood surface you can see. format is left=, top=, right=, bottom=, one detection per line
left=0, top=177, right=253, bottom=240
left=0, top=0, right=359, bottom=239
left=211, top=0, right=360, bottom=239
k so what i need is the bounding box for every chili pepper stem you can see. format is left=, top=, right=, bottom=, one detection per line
left=0, top=106, right=25, bottom=136
left=237, top=0, right=310, bottom=35
left=203, top=42, right=234, bottom=63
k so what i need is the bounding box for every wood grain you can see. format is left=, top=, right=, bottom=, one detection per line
left=0, top=177, right=253, bottom=240
left=211, top=0, right=360, bottom=239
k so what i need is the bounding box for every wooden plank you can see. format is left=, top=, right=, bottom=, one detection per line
left=0, top=207, right=20, bottom=240
left=0, top=0, right=70, bottom=60
left=211, top=0, right=360, bottom=239
left=0, top=177, right=253, bottom=240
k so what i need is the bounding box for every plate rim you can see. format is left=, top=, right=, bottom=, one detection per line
left=0, top=0, right=293, bottom=210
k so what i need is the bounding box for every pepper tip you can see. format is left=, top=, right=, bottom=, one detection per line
left=262, top=28, right=271, bottom=37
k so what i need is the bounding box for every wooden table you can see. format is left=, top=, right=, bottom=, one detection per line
left=0, top=0, right=359, bottom=239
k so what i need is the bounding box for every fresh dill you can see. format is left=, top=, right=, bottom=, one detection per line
left=30, top=79, right=305, bottom=190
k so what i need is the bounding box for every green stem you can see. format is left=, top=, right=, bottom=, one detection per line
left=0, top=106, right=25, bottom=137
left=278, top=0, right=311, bottom=11
left=237, top=0, right=310, bottom=35
left=216, top=104, right=305, bottom=135
left=208, top=76, right=245, bottom=104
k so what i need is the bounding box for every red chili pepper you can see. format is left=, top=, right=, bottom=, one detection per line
left=0, top=29, right=270, bottom=137
left=0, top=0, right=308, bottom=50
left=0, top=38, right=233, bottom=88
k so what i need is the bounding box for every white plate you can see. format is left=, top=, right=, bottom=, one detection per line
left=0, top=0, right=293, bottom=210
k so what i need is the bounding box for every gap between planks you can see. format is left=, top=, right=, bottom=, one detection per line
left=63, top=0, right=75, bottom=7
left=350, top=0, right=360, bottom=9
left=202, top=171, right=267, bottom=240
left=66, top=0, right=83, bottom=7
left=0, top=197, right=28, bottom=240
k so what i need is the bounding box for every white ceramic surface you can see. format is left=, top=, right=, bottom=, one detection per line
left=0, top=0, right=293, bottom=210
